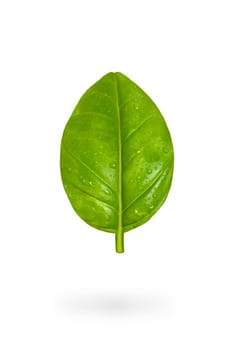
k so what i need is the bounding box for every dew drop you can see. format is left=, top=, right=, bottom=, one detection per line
left=104, top=189, right=110, bottom=195
left=134, top=209, right=141, bottom=216
left=136, top=150, right=141, bottom=154
left=149, top=205, right=154, bottom=210
left=89, top=181, right=93, bottom=186
left=147, top=169, right=152, bottom=174
left=135, top=106, right=139, bottom=110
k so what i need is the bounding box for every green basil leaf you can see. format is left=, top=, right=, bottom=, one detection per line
left=60, top=72, right=174, bottom=253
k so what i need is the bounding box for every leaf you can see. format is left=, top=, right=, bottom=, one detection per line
left=60, top=72, right=174, bottom=253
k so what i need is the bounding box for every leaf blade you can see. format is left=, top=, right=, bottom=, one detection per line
left=60, top=72, right=174, bottom=252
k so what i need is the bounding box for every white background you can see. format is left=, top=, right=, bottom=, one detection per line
left=0, top=1, right=234, bottom=349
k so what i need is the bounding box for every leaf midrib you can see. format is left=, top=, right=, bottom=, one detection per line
left=114, top=74, right=123, bottom=237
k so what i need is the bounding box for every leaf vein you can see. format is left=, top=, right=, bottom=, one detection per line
left=123, top=166, right=167, bottom=212
left=68, top=182, right=116, bottom=211
left=123, top=113, right=157, bottom=145
left=63, top=148, right=115, bottom=194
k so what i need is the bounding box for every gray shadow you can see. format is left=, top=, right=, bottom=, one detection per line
left=59, top=291, right=171, bottom=317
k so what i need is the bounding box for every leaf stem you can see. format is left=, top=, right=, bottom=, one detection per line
left=116, top=227, right=124, bottom=253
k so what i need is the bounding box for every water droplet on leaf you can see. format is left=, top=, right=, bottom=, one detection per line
left=134, top=208, right=141, bottom=216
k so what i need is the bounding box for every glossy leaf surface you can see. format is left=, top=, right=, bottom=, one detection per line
left=60, top=72, right=174, bottom=252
